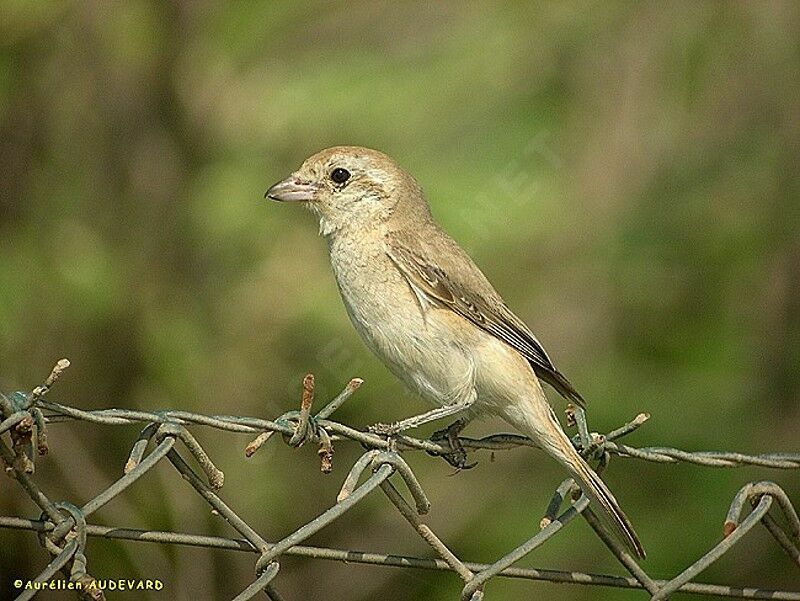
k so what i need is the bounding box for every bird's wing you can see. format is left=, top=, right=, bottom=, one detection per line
left=386, top=230, right=585, bottom=407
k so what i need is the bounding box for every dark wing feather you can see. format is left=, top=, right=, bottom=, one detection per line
left=386, top=239, right=585, bottom=408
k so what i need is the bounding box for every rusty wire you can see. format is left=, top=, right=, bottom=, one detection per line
left=1, top=361, right=799, bottom=601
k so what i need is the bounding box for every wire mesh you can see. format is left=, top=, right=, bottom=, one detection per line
left=2, top=361, right=799, bottom=600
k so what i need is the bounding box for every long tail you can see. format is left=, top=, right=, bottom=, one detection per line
left=564, top=446, right=646, bottom=558
left=516, top=401, right=646, bottom=559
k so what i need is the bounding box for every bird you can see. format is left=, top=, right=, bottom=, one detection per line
left=265, top=145, right=645, bottom=558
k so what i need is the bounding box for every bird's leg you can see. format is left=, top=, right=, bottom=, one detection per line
left=368, top=398, right=475, bottom=436
left=430, top=417, right=476, bottom=469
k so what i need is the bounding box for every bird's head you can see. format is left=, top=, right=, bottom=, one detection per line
left=266, top=146, right=429, bottom=236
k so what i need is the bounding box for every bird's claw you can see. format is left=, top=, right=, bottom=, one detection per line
left=429, top=424, right=477, bottom=470
left=444, top=450, right=477, bottom=470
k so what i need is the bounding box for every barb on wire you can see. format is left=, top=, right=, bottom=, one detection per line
left=1, top=361, right=799, bottom=601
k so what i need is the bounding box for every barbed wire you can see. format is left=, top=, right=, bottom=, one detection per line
left=1, top=361, right=799, bottom=600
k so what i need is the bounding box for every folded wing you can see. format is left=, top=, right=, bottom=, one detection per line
left=386, top=231, right=585, bottom=408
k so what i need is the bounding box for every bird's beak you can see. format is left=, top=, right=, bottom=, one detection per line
left=264, top=176, right=319, bottom=202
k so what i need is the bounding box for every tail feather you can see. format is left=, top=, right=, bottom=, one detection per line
left=508, top=386, right=645, bottom=558
left=567, top=453, right=646, bottom=559
left=538, top=368, right=586, bottom=409
left=536, top=403, right=645, bottom=558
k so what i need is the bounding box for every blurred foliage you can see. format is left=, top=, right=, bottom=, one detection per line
left=1, top=2, right=799, bottom=600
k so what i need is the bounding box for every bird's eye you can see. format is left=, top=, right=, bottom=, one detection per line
left=330, top=167, right=351, bottom=185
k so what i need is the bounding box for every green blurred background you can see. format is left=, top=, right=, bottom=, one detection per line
left=1, top=2, right=799, bottom=599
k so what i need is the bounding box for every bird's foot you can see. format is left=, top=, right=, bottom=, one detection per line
left=430, top=420, right=476, bottom=470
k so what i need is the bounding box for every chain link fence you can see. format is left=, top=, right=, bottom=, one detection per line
left=2, top=361, right=799, bottom=600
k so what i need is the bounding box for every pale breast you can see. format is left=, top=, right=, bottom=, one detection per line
left=327, top=232, right=475, bottom=407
